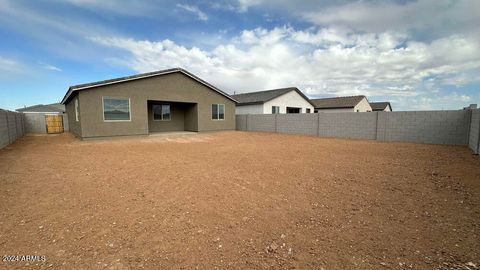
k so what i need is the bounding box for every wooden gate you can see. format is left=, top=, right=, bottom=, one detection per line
left=45, top=115, right=64, bottom=134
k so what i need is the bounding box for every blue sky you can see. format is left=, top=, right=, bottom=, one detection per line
left=0, top=0, right=479, bottom=111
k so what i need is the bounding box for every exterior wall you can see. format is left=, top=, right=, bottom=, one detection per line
left=353, top=98, right=373, bottom=112
left=235, top=104, right=263, bottom=115
left=65, top=95, right=81, bottom=137
left=237, top=110, right=472, bottom=147
left=318, top=112, right=377, bottom=139
left=384, top=106, right=391, bottom=112
left=24, top=113, right=47, bottom=133
left=0, top=109, right=25, bottom=150
left=377, top=110, right=470, bottom=145
left=148, top=103, right=189, bottom=132
left=468, top=109, right=480, bottom=154
left=23, top=112, right=70, bottom=134
left=315, top=108, right=355, bottom=113
left=70, top=72, right=235, bottom=138
left=263, top=90, right=314, bottom=114
left=277, top=114, right=318, bottom=136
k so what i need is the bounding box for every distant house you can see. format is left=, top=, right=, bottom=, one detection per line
left=370, top=102, right=392, bottom=111
left=60, top=68, right=237, bottom=139
left=310, top=95, right=372, bottom=113
left=16, top=103, right=68, bottom=134
left=232, top=87, right=314, bottom=114
left=16, top=103, right=65, bottom=114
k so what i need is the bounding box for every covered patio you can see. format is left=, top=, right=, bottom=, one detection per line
left=147, top=100, right=198, bottom=133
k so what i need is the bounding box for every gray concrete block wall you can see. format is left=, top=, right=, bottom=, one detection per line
left=7, top=111, right=17, bottom=143
left=24, top=113, right=70, bottom=134
left=247, top=114, right=276, bottom=132
left=236, top=110, right=477, bottom=152
left=235, top=115, right=247, bottom=131
left=469, top=109, right=480, bottom=154
left=381, top=110, right=470, bottom=145
left=0, top=110, right=9, bottom=149
left=318, top=112, right=377, bottom=140
left=277, top=114, right=318, bottom=136
left=0, top=109, right=25, bottom=150
left=24, top=113, right=47, bottom=134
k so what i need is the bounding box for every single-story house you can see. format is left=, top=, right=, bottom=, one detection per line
left=310, top=95, right=372, bottom=113
left=60, top=68, right=237, bottom=139
left=16, top=103, right=69, bottom=134
left=232, top=87, right=315, bottom=114
left=370, top=102, right=392, bottom=111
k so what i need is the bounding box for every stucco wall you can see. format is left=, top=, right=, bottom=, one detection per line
left=65, top=95, right=81, bottom=137
left=67, top=72, right=235, bottom=138
left=147, top=102, right=190, bottom=132
left=353, top=98, right=373, bottom=112
left=315, top=108, right=355, bottom=113
left=263, top=90, right=314, bottom=114
left=235, top=104, right=264, bottom=115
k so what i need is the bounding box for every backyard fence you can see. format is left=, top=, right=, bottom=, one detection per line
left=0, top=109, right=25, bottom=150
left=236, top=109, right=480, bottom=154
left=469, top=109, right=480, bottom=154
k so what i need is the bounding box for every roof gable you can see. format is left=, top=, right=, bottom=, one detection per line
left=61, top=68, right=236, bottom=104
left=310, top=95, right=367, bottom=109
left=232, top=87, right=314, bottom=106
left=370, top=102, right=392, bottom=111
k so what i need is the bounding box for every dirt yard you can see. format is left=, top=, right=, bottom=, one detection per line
left=0, top=131, right=479, bottom=269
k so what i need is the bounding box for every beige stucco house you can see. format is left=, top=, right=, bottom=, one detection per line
left=311, top=95, right=372, bottom=113
left=61, top=68, right=237, bottom=139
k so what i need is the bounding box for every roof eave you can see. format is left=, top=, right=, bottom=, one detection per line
left=61, top=68, right=237, bottom=104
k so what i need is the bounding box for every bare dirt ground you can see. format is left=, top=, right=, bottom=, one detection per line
left=0, top=131, right=479, bottom=270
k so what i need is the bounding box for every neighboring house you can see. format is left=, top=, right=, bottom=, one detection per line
left=310, top=95, right=372, bottom=113
left=370, top=102, right=392, bottom=111
left=16, top=103, right=69, bottom=134
left=60, top=68, right=237, bottom=139
left=232, top=87, right=315, bottom=114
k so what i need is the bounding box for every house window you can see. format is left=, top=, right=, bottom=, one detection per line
left=272, top=106, right=280, bottom=114
left=153, top=104, right=171, bottom=121
left=306, top=108, right=311, bottom=113
left=103, top=97, right=131, bottom=121
left=212, top=104, right=225, bottom=120
left=75, top=98, right=79, bottom=122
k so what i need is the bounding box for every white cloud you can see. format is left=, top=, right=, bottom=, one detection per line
left=176, top=4, right=208, bottom=21
left=0, top=56, right=23, bottom=73
left=41, top=63, right=63, bottom=72
left=91, top=25, right=480, bottom=110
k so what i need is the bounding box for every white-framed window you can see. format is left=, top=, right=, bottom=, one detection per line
left=75, top=98, right=79, bottom=122
left=103, top=97, right=131, bottom=121
left=272, top=106, right=280, bottom=114
left=306, top=108, right=311, bottom=113
left=153, top=104, right=171, bottom=121
left=212, top=104, right=225, bottom=120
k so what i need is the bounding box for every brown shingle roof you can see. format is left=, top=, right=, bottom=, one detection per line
left=61, top=68, right=236, bottom=104
left=310, top=95, right=366, bottom=109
